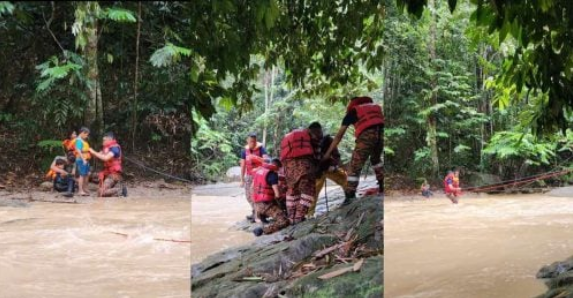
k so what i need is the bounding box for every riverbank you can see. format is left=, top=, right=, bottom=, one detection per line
left=191, top=177, right=383, bottom=298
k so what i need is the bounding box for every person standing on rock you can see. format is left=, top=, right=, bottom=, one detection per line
left=308, top=134, right=347, bottom=217
left=323, top=96, right=384, bottom=205
left=252, top=158, right=290, bottom=236
left=239, top=133, right=269, bottom=223
left=89, top=132, right=127, bottom=197
left=280, top=122, right=323, bottom=224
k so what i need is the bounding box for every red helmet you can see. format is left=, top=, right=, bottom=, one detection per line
left=347, top=96, right=373, bottom=112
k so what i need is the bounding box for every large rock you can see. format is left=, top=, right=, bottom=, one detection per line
left=464, top=171, right=502, bottom=188
left=40, top=181, right=53, bottom=190
left=191, top=192, right=383, bottom=298
left=536, top=256, right=573, bottom=298
left=226, top=166, right=242, bottom=182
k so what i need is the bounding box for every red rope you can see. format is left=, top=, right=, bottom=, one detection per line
left=464, top=169, right=572, bottom=193
left=108, top=231, right=191, bottom=243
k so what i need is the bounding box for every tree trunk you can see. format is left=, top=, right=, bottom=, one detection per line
left=132, top=2, right=142, bottom=149
left=78, top=2, right=103, bottom=137
left=427, top=0, right=439, bottom=177
left=262, top=70, right=269, bottom=146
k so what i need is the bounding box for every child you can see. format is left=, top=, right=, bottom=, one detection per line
left=47, top=156, right=75, bottom=197
left=75, top=127, right=92, bottom=196
left=421, top=180, right=433, bottom=198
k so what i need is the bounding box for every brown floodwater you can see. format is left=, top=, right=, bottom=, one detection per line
left=0, top=193, right=190, bottom=298
left=385, top=193, right=573, bottom=298
left=190, top=193, right=254, bottom=265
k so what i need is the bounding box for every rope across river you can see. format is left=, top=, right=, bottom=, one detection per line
left=464, top=168, right=573, bottom=193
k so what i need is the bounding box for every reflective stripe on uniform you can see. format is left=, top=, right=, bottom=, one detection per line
left=347, top=176, right=360, bottom=182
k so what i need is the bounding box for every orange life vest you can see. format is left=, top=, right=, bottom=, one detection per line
left=45, top=169, right=57, bottom=181
left=353, top=103, right=384, bottom=137
left=244, top=143, right=264, bottom=175
left=280, top=129, right=314, bottom=160
left=62, top=139, right=75, bottom=152
left=102, top=140, right=122, bottom=175
left=252, top=163, right=279, bottom=203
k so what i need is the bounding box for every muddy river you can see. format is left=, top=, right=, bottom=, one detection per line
left=385, top=193, right=573, bottom=298
left=191, top=183, right=254, bottom=265
left=0, top=189, right=190, bottom=298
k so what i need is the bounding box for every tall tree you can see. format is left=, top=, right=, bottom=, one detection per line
left=427, top=0, right=439, bottom=176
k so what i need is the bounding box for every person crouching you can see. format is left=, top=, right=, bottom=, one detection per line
left=252, top=158, right=290, bottom=237
left=89, top=132, right=127, bottom=197
left=47, top=155, right=76, bottom=197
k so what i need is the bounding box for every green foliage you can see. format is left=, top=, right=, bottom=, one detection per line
left=103, top=7, right=136, bottom=22
left=483, top=130, right=556, bottom=166
left=36, top=56, right=83, bottom=92
left=150, top=43, right=192, bottom=68
left=398, top=0, right=573, bottom=135
left=34, top=52, right=89, bottom=127
left=0, top=1, right=14, bottom=16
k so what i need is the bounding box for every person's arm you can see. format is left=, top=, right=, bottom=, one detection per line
left=50, top=161, right=69, bottom=176
left=89, top=148, right=114, bottom=161
left=239, top=149, right=246, bottom=186
left=272, top=184, right=280, bottom=199
left=323, top=125, right=348, bottom=161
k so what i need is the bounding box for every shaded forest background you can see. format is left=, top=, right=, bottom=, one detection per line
left=2, top=0, right=573, bottom=188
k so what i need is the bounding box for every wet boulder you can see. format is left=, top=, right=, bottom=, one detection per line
left=226, top=166, right=242, bottom=182
left=537, top=256, right=573, bottom=298
left=40, top=181, right=53, bottom=190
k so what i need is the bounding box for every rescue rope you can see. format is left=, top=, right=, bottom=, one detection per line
left=108, top=231, right=191, bottom=243
left=464, top=168, right=573, bottom=193
left=123, top=156, right=194, bottom=184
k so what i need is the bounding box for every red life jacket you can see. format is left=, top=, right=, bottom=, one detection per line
left=252, top=163, right=279, bottom=203
left=353, top=103, right=384, bottom=137
left=102, top=140, right=122, bottom=175
left=245, top=143, right=264, bottom=175
left=347, top=96, right=374, bottom=113
left=443, top=173, right=454, bottom=192
left=280, top=129, right=314, bottom=160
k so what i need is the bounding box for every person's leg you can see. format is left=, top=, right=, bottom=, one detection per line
left=285, top=159, right=301, bottom=224
left=62, top=175, right=75, bottom=197
left=54, top=174, right=68, bottom=192
left=243, top=174, right=255, bottom=221
left=308, top=173, right=326, bottom=217
left=296, top=171, right=316, bottom=224
left=83, top=163, right=91, bottom=194
left=100, top=176, right=121, bottom=197
left=369, top=127, right=384, bottom=193
left=76, top=160, right=88, bottom=195
left=346, top=132, right=371, bottom=203
left=263, top=203, right=290, bottom=234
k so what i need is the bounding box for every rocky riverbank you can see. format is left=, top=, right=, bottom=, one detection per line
left=537, top=256, right=573, bottom=298
left=191, top=188, right=383, bottom=298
